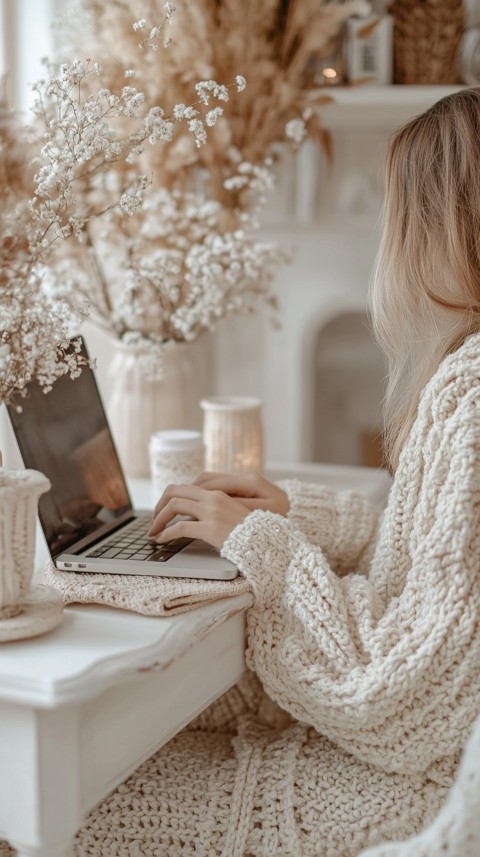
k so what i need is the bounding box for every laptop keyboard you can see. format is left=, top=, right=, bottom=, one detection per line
left=85, top=515, right=193, bottom=563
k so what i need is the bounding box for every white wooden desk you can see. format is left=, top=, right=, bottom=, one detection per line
left=0, top=595, right=252, bottom=857
left=0, top=465, right=391, bottom=856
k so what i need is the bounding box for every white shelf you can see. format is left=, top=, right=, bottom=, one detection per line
left=314, top=85, right=465, bottom=130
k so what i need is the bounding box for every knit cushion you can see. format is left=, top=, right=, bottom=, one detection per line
left=42, top=559, right=251, bottom=616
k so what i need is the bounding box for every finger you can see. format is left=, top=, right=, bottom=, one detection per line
left=155, top=519, right=207, bottom=544
left=193, top=471, right=226, bottom=485
left=152, top=484, right=209, bottom=518
left=235, top=498, right=275, bottom=510
left=192, top=473, right=264, bottom=498
left=149, top=497, right=201, bottom=537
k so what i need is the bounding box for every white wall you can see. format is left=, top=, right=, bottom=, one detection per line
left=0, top=0, right=58, bottom=112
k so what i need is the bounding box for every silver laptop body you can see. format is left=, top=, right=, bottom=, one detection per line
left=7, top=339, right=238, bottom=581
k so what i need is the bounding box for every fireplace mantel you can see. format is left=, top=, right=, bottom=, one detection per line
left=316, top=85, right=465, bottom=130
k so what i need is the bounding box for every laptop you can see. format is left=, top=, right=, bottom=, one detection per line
left=7, top=339, right=239, bottom=581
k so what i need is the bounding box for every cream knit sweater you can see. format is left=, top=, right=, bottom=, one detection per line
left=8, top=334, right=480, bottom=857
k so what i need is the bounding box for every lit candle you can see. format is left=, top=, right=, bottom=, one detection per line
left=322, top=66, right=340, bottom=85
left=200, top=397, right=264, bottom=475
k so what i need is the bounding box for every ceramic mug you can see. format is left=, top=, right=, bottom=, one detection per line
left=0, top=468, right=50, bottom=619
left=149, top=429, right=205, bottom=497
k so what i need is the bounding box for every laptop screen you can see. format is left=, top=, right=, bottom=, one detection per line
left=7, top=339, right=132, bottom=558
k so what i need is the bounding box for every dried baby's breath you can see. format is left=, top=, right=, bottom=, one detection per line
left=2, top=0, right=365, bottom=395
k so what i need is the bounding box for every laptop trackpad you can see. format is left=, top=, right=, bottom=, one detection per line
left=167, top=539, right=237, bottom=572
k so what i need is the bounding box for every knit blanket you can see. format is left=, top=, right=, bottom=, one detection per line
left=42, top=559, right=251, bottom=616
left=1, top=711, right=478, bottom=855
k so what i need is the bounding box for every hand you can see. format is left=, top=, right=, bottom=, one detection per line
left=147, top=484, right=250, bottom=549
left=194, top=472, right=290, bottom=516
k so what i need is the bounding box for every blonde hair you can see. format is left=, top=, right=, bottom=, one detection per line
left=371, top=87, right=480, bottom=470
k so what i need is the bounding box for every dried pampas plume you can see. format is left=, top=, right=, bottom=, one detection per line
left=62, top=0, right=368, bottom=207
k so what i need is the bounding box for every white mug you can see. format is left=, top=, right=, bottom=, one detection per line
left=149, top=430, right=205, bottom=497
left=0, top=468, right=50, bottom=619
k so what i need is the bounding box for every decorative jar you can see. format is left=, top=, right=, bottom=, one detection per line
left=200, top=396, right=264, bottom=475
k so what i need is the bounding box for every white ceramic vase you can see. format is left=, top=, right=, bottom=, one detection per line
left=106, top=339, right=198, bottom=478
left=0, top=468, right=50, bottom=620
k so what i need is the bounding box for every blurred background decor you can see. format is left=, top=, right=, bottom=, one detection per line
left=71, top=0, right=367, bottom=204
left=0, top=0, right=364, bottom=477
left=200, top=395, right=264, bottom=474
left=0, top=1, right=473, bottom=479
left=23, top=45, right=259, bottom=475
left=0, top=78, right=87, bottom=409
left=460, top=0, right=480, bottom=83
left=390, top=0, right=465, bottom=84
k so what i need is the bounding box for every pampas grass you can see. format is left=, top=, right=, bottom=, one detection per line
left=64, top=0, right=366, bottom=206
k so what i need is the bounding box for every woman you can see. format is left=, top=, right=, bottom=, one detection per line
left=77, top=89, right=480, bottom=855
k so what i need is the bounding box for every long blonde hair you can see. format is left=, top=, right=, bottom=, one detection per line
left=371, top=87, right=480, bottom=470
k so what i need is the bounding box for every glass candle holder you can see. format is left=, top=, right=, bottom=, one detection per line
left=149, top=430, right=205, bottom=498
left=200, top=396, right=264, bottom=474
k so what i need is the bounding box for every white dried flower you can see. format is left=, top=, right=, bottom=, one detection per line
left=132, top=19, right=147, bottom=31
left=1, top=40, right=255, bottom=388
left=188, top=118, right=207, bottom=147
left=205, top=107, right=223, bottom=127
left=101, top=185, right=286, bottom=373
left=235, top=75, right=247, bottom=92
left=195, top=80, right=230, bottom=106
left=223, top=175, right=249, bottom=191
left=285, top=118, right=306, bottom=146
left=173, top=103, right=187, bottom=120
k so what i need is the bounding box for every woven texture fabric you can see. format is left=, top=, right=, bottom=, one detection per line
left=359, top=712, right=480, bottom=857
left=42, top=560, right=251, bottom=616
left=2, top=708, right=473, bottom=857
left=390, top=0, right=464, bottom=84
left=2, top=333, right=479, bottom=856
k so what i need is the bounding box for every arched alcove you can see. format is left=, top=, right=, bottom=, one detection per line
left=313, top=311, right=387, bottom=467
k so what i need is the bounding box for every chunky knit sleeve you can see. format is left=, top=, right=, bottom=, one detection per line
left=278, top=479, right=383, bottom=575
left=221, top=356, right=480, bottom=780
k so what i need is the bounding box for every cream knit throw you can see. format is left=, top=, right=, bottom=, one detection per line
left=42, top=560, right=251, bottom=615
left=2, top=333, right=479, bottom=856
left=360, top=713, right=480, bottom=856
